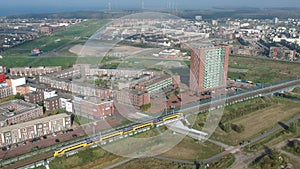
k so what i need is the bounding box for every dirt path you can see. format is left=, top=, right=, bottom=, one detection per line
left=229, top=138, right=300, bottom=169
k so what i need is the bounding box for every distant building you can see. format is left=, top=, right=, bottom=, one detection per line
left=0, top=113, right=71, bottom=147
left=269, top=47, right=296, bottom=61
left=0, top=100, right=43, bottom=127
left=273, top=17, right=279, bottom=24
left=189, top=45, right=230, bottom=93
left=0, top=85, right=12, bottom=99
left=212, top=20, right=218, bottom=26
left=10, top=66, right=61, bottom=77
left=195, top=16, right=202, bottom=21
left=73, top=96, right=114, bottom=120
left=6, top=77, right=26, bottom=95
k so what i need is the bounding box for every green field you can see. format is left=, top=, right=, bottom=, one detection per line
left=210, top=97, right=300, bottom=146
left=161, top=137, right=223, bottom=161
left=228, top=55, right=300, bottom=83
left=0, top=19, right=109, bottom=69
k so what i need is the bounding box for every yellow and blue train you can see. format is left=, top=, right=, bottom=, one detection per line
left=54, top=113, right=183, bottom=157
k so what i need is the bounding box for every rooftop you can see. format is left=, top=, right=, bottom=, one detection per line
left=0, top=113, right=70, bottom=132
left=137, top=74, right=172, bottom=87
left=0, top=100, right=41, bottom=122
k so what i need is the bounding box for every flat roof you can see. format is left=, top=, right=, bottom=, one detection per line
left=0, top=113, right=70, bottom=132
left=0, top=100, right=40, bottom=122
left=137, top=74, right=171, bottom=87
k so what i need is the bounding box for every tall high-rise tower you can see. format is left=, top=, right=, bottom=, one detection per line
left=189, top=45, right=230, bottom=93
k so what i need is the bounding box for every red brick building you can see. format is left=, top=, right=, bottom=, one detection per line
left=24, top=92, right=44, bottom=104
left=73, top=97, right=114, bottom=120
left=115, top=89, right=150, bottom=107
left=16, top=85, right=30, bottom=95
left=44, top=96, right=60, bottom=111
left=190, top=45, right=230, bottom=93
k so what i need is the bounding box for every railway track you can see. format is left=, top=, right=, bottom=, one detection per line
left=1, top=78, right=300, bottom=169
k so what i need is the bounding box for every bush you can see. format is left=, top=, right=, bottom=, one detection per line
left=231, top=124, right=245, bottom=133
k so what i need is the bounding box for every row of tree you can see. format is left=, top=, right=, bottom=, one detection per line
left=219, top=122, right=245, bottom=133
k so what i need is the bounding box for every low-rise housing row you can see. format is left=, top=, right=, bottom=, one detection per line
left=0, top=100, right=43, bottom=127
left=0, top=113, right=71, bottom=147
left=10, top=66, right=62, bottom=77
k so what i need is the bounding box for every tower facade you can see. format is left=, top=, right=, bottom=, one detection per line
left=189, top=45, right=230, bottom=93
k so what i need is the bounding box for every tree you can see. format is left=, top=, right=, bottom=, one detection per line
left=14, top=93, right=24, bottom=100
left=288, top=122, right=297, bottom=133
left=140, top=103, right=151, bottom=111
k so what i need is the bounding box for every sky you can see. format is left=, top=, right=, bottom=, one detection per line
left=0, top=0, right=299, bottom=16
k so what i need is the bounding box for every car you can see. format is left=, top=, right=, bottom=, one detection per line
left=55, top=139, right=60, bottom=143
left=72, top=134, right=77, bottom=138
left=66, top=129, right=74, bottom=133
left=31, top=138, right=40, bottom=143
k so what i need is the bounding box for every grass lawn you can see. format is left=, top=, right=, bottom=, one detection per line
left=49, top=147, right=123, bottom=169
left=210, top=97, right=300, bottom=146
left=49, top=127, right=223, bottom=169
left=161, top=137, right=223, bottom=161
left=74, top=115, right=95, bottom=125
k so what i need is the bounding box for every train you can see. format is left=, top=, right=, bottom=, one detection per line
left=53, top=113, right=184, bottom=157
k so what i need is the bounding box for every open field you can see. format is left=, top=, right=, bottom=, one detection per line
left=211, top=97, right=300, bottom=146
left=49, top=147, right=124, bottom=169
left=114, top=158, right=195, bottom=169
left=201, top=154, right=235, bottom=169
left=0, top=19, right=109, bottom=68
left=2, top=19, right=109, bottom=57
left=228, top=55, right=300, bottom=83
left=161, top=137, right=223, bottom=161
left=49, top=128, right=223, bottom=169
left=0, top=56, right=77, bottom=69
